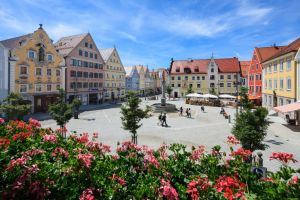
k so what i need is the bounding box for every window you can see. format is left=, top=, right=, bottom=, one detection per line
left=83, top=82, right=88, bottom=88
left=268, top=79, right=272, bottom=89
left=268, top=96, right=272, bottom=106
left=286, top=99, right=292, bottom=104
left=85, top=42, right=88, bottom=47
left=89, top=53, right=93, bottom=58
left=178, top=84, right=181, bottom=87
left=287, top=59, right=291, bottom=71
left=256, top=64, right=258, bottom=69
left=47, top=54, right=53, bottom=61
left=83, top=72, right=88, bottom=78
left=175, top=68, right=180, bottom=72
left=84, top=51, right=88, bottom=57
left=28, top=51, right=35, bottom=59
left=264, top=80, right=267, bottom=89
left=47, top=69, right=51, bottom=76
left=185, top=76, right=188, bottom=80
left=286, top=77, right=292, bottom=91
left=99, top=73, right=103, bottom=79
left=47, top=84, right=52, bottom=91
left=227, top=75, right=231, bottom=79
left=211, top=68, right=214, bottom=72
left=94, top=73, right=98, bottom=78
left=192, top=76, right=195, bottom=80
left=89, top=62, right=93, bottom=68
left=256, top=86, right=259, bottom=92
left=256, top=74, right=259, bottom=80
left=20, top=66, right=28, bottom=75
left=234, top=74, right=237, bottom=79
left=77, top=71, right=83, bottom=77
left=84, top=61, right=88, bottom=67
left=197, top=76, right=200, bottom=80
left=279, top=98, right=283, bottom=106
left=171, top=77, right=174, bottom=80
left=194, top=67, right=199, bottom=72
left=280, top=60, right=284, bottom=71
left=219, top=83, right=224, bottom=87
left=94, top=83, right=98, bottom=88
left=56, top=69, right=60, bottom=76
left=171, top=84, right=174, bottom=87
left=274, top=62, right=277, bottom=72
left=197, top=84, right=201, bottom=88
left=20, top=84, right=28, bottom=93
left=89, top=72, right=93, bottom=78
left=202, top=76, right=205, bottom=80
left=36, top=68, right=42, bottom=76
left=210, top=75, right=215, bottom=80
left=35, top=84, right=42, bottom=92
left=264, top=95, right=267, bottom=104
left=280, top=78, right=284, bottom=90
left=70, top=70, right=76, bottom=77
left=210, top=83, right=215, bottom=88
left=56, top=84, right=60, bottom=90
left=79, top=49, right=83, bottom=56
left=227, top=83, right=231, bottom=87
left=89, top=44, right=93, bottom=49
left=264, top=66, right=267, bottom=74
left=274, top=79, right=277, bottom=89
left=220, top=75, right=224, bottom=80
left=268, top=64, right=272, bottom=73
left=177, top=76, right=181, bottom=80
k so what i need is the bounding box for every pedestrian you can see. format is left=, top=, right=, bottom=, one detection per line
left=188, top=108, right=191, bottom=118
left=162, top=113, right=168, bottom=127
left=179, top=106, right=183, bottom=116
left=158, top=112, right=163, bottom=126
left=185, top=108, right=189, bottom=117
left=201, top=106, right=205, bottom=112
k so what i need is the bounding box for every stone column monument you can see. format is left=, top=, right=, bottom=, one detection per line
left=159, top=70, right=166, bottom=106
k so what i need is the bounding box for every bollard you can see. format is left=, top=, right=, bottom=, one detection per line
left=228, top=115, right=231, bottom=123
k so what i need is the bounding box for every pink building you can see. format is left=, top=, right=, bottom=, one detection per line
left=55, top=33, right=104, bottom=105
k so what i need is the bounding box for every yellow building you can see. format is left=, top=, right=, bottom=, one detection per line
left=169, top=57, right=241, bottom=98
left=136, top=65, right=146, bottom=96
left=100, top=47, right=126, bottom=101
left=262, top=37, right=300, bottom=111
left=1, top=24, right=64, bottom=112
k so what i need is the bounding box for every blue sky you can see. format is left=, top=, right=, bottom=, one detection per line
left=0, top=0, right=300, bottom=69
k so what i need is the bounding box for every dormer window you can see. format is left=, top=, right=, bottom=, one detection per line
left=194, top=67, right=199, bottom=72
left=175, top=67, right=180, bottom=72
left=89, top=44, right=93, bottom=49
left=85, top=42, right=88, bottom=47
left=184, top=68, right=191, bottom=74
left=38, top=47, right=45, bottom=62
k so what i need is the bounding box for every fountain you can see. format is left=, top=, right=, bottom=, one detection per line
left=151, top=70, right=177, bottom=113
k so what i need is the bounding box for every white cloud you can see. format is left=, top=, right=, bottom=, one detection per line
left=47, top=23, right=83, bottom=40
left=118, top=31, right=138, bottom=43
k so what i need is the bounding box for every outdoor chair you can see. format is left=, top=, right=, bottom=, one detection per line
left=285, top=114, right=296, bottom=125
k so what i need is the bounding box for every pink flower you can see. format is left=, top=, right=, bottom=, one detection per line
left=86, top=141, right=111, bottom=154
left=0, top=138, right=10, bottom=148
left=227, top=135, right=240, bottom=145
left=231, top=148, right=252, bottom=160
left=144, top=154, right=160, bottom=168
left=77, top=132, right=89, bottom=144
left=159, top=179, right=179, bottom=200
left=43, top=134, right=58, bottom=144
left=187, top=177, right=210, bottom=200
left=214, top=175, right=246, bottom=200
left=51, top=147, right=69, bottom=157
left=22, top=149, right=45, bottom=157
left=260, top=177, right=275, bottom=183
left=80, top=188, right=95, bottom=200
left=190, top=145, right=205, bottom=161
left=0, top=118, right=5, bottom=124
left=92, top=132, right=99, bottom=139
left=77, top=153, right=95, bottom=168
left=116, top=141, right=142, bottom=152
left=29, top=118, right=41, bottom=127
left=28, top=181, right=51, bottom=199
left=111, top=174, right=126, bottom=186
left=270, top=152, right=298, bottom=165
left=7, top=156, right=28, bottom=171
left=289, top=176, right=298, bottom=185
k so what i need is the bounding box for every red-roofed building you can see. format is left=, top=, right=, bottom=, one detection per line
left=239, top=61, right=250, bottom=87
left=169, top=57, right=241, bottom=97
left=248, top=46, right=285, bottom=105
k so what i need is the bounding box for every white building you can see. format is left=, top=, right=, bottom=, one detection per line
left=0, top=42, right=9, bottom=102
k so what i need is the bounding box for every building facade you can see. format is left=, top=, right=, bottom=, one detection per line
left=0, top=43, right=9, bottom=102
left=296, top=48, right=300, bottom=101
left=248, top=46, right=285, bottom=102
left=262, top=38, right=300, bottom=111
left=169, top=57, right=241, bottom=98
left=136, top=65, right=146, bottom=96
left=124, top=66, right=139, bottom=92
left=100, top=47, right=126, bottom=101
left=1, top=25, right=64, bottom=113
left=55, top=33, right=104, bottom=105
left=239, top=61, right=250, bottom=87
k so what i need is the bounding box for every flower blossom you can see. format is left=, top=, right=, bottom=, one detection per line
left=28, top=181, right=51, bottom=199
left=214, top=175, right=246, bottom=200
left=187, top=177, right=210, bottom=200
left=92, top=132, right=99, bottom=139
left=0, top=117, right=5, bottom=124
left=13, top=132, right=32, bottom=141
left=80, top=188, right=95, bottom=200
left=29, top=118, right=41, bottom=128
left=0, top=138, right=10, bottom=148
left=43, top=134, right=58, bottom=144
left=289, top=176, right=298, bottom=185
left=77, top=132, right=89, bottom=144
left=22, top=149, right=45, bottom=157
left=227, top=136, right=240, bottom=145
left=190, top=145, right=205, bottom=161
left=159, top=179, right=179, bottom=200
left=111, top=174, right=126, bottom=186
left=116, top=141, right=142, bottom=152
left=86, top=141, right=111, bottom=154
left=231, top=148, right=252, bottom=161
left=77, top=153, right=95, bottom=168
left=144, top=154, right=160, bottom=168
left=7, top=156, right=29, bottom=171
left=259, top=177, right=275, bottom=183
left=269, top=152, right=298, bottom=166
left=51, top=147, right=69, bottom=158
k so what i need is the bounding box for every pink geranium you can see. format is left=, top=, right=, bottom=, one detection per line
left=51, top=147, right=69, bottom=158
left=0, top=118, right=5, bottom=124
left=214, top=175, right=246, bottom=200
left=43, top=134, right=58, bottom=144
left=80, top=188, right=95, bottom=200
left=269, top=152, right=298, bottom=165
left=231, top=148, right=252, bottom=160
left=227, top=136, right=240, bottom=145
left=29, top=118, right=41, bottom=128
left=77, top=153, right=95, bottom=168
left=190, top=145, right=205, bottom=161
left=159, top=179, right=179, bottom=200
left=7, top=156, right=28, bottom=171
left=187, top=177, right=210, bottom=199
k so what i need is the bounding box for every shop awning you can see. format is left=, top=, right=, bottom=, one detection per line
left=248, top=95, right=261, bottom=100
left=273, top=102, right=300, bottom=113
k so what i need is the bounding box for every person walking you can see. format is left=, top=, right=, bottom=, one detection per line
left=179, top=106, right=183, bottom=116
left=185, top=108, right=189, bottom=117
left=201, top=106, right=205, bottom=112
left=188, top=108, right=191, bottom=118
left=161, top=113, right=168, bottom=127
left=158, top=112, right=163, bottom=126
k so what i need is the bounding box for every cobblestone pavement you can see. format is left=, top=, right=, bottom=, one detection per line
left=40, top=98, right=300, bottom=172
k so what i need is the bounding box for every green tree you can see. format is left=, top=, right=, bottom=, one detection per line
left=232, top=89, right=270, bottom=152
left=187, top=85, right=194, bottom=94
left=166, top=85, right=173, bottom=99
left=209, top=88, right=216, bottom=95
left=239, top=87, right=253, bottom=109
left=48, top=89, right=73, bottom=138
left=0, top=92, right=31, bottom=120
left=120, top=91, right=150, bottom=144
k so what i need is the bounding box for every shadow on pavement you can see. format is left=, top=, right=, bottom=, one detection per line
left=264, top=139, right=283, bottom=145
left=283, top=124, right=300, bottom=132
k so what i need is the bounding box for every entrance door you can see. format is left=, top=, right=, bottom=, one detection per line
left=89, top=93, right=98, bottom=104
left=174, top=92, right=178, bottom=98
left=34, top=96, right=43, bottom=113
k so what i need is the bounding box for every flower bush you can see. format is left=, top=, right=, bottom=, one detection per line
left=0, top=120, right=300, bottom=199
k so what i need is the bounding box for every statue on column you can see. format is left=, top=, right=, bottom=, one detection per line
left=159, top=70, right=166, bottom=106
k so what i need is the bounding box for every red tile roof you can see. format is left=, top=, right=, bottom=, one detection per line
left=170, top=59, right=210, bottom=74
left=170, top=58, right=241, bottom=74
left=215, top=57, right=240, bottom=73
left=239, top=61, right=250, bottom=78
left=54, top=33, right=88, bottom=56
left=255, top=46, right=286, bottom=63
left=263, top=37, right=300, bottom=62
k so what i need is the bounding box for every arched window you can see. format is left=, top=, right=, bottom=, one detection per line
left=38, top=47, right=45, bottom=61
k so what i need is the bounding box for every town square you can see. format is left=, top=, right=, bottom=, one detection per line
left=1, top=0, right=300, bottom=199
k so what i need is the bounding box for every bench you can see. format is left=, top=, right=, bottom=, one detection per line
left=223, top=112, right=229, bottom=119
